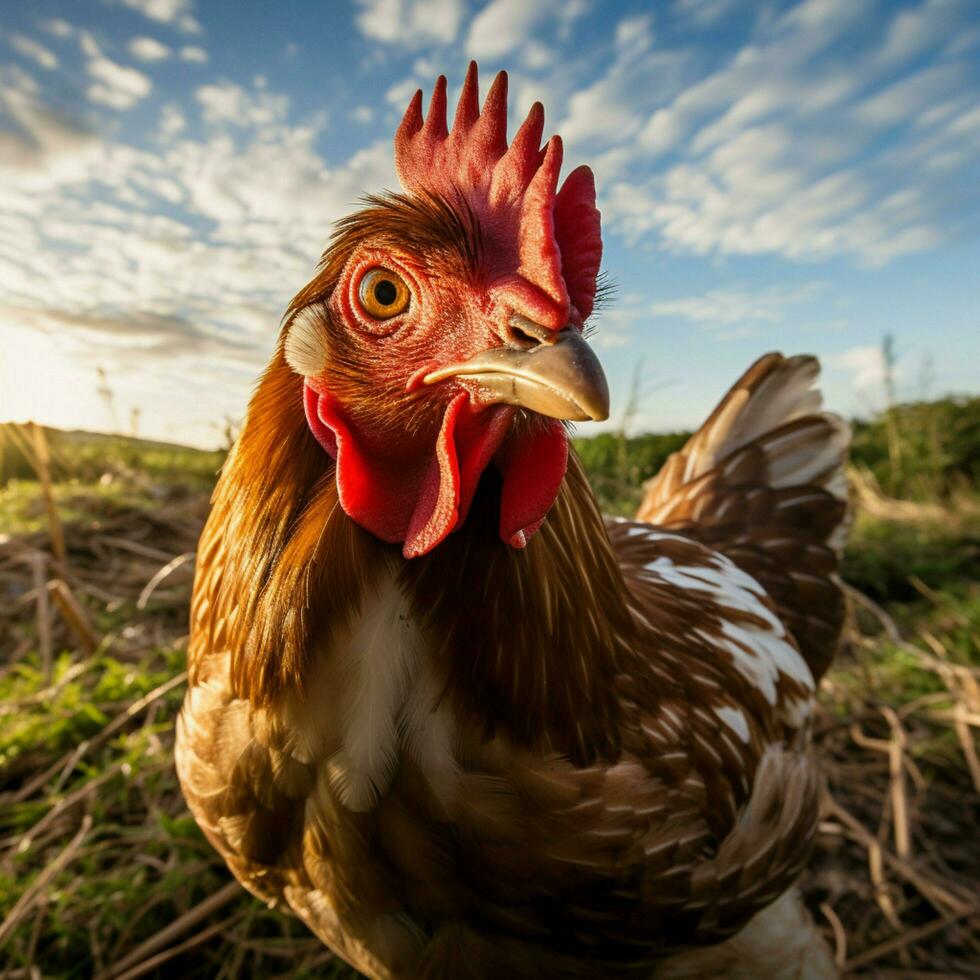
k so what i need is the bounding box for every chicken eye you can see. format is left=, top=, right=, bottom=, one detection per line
left=357, top=268, right=410, bottom=320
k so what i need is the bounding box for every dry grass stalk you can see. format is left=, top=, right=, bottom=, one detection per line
left=880, top=707, right=911, bottom=860
left=97, top=881, right=241, bottom=980
left=29, top=552, right=51, bottom=682
left=953, top=703, right=980, bottom=793
left=0, top=814, right=92, bottom=949
left=825, top=747, right=974, bottom=918
left=47, top=578, right=100, bottom=654
left=24, top=423, right=67, bottom=574
left=137, top=552, right=194, bottom=610
left=107, top=910, right=248, bottom=980
left=21, top=894, right=47, bottom=979
left=98, top=535, right=186, bottom=564
left=807, top=552, right=980, bottom=973
left=818, top=900, right=847, bottom=968
left=845, top=905, right=979, bottom=971
left=11, top=762, right=125, bottom=856
left=847, top=466, right=951, bottom=523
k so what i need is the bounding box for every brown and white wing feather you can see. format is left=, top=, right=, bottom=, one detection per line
left=636, top=353, right=850, bottom=680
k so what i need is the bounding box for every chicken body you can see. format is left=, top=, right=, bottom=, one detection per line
left=178, top=352, right=846, bottom=978
left=176, top=66, right=847, bottom=978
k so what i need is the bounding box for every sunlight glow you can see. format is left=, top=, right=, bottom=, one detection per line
left=0, top=325, right=109, bottom=433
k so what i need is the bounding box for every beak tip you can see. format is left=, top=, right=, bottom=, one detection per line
left=581, top=380, right=610, bottom=423
left=425, top=327, right=611, bottom=424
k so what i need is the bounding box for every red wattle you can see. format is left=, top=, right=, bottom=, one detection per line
left=402, top=393, right=511, bottom=558
left=496, top=418, right=569, bottom=549
left=304, top=383, right=522, bottom=558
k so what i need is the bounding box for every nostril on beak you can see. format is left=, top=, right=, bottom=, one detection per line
left=502, top=315, right=557, bottom=351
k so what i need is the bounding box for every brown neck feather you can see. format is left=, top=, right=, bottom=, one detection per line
left=201, top=350, right=396, bottom=702
left=403, top=450, right=635, bottom=765
left=207, top=355, right=634, bottom=763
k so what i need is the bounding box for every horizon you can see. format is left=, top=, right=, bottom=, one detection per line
left=1, top=0, right=979, bottom=450
left=6, top=381, right=980, bottom=457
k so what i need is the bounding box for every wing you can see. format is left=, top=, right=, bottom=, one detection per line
left=175, top=654, right=309, bottom=905
left=395, top=519, right=825, bottom=972
left=636, top=353, right=849, bottom=681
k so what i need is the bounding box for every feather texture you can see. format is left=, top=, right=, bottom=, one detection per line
left=177, top=348, right=846, bottom=976
left=178, top=62, right=849, bottom=973
left=636, top=353, right=849, bottom=681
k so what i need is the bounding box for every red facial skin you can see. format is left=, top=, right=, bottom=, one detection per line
left=301, top=234, right=569, bottom=558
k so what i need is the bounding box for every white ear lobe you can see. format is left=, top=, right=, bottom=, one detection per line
left=284, top=304, right=330, bottom=377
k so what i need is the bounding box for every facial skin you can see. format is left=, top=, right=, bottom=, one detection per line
left=287, top=195, right=608, bottom=454
left=287, top=196, right=485, bottom=437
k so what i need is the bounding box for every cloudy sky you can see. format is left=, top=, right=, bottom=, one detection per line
left=1, top=0, right=978, bottom=447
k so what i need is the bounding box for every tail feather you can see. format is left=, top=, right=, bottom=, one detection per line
left=636, top=354, right=849, bottom=681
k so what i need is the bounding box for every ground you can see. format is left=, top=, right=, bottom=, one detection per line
left=0, top=422, right=977, bottom=978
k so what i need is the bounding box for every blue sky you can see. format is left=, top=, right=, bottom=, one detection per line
left=1, top=0, right=978, bottom=447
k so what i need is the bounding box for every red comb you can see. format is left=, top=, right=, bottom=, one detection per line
left=395, top=62, right=602, bottom=322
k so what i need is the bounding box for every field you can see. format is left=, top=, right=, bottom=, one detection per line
left=1, top=405, right=978, bottom=978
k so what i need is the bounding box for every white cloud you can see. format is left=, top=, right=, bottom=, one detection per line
left=673, top=0, right=738, bottom=26
left=945, top=24, right=980, bottom=56
left=649, top=283, right=824, bottom=332
left=40, top=18, right=74, bottom=39
left=115, top=0, right=202, bottom=35
left=520, top=41, right=554, bottom=71
left=8, top=33, right=59, bottom=70
left=80, top=33, right=153, bottom=110
left=385, top=76, right=420, bottom=107
left=350, top=104, right=374, bottom=124
left=466, top=0, right=588, bottom=61
left=0, top=83, right=101, bottom=180
left=128, top=36, right=171, bottom=61
left=0, top=68, right=400, bottom=444
left=87, top=64, right=153, bottom=110
left=195, top=80, right=289, bottom=127
left=825, top=345, right=891, bottom=393
left=467, top=0, right=551, bottom=59
left=856, top=64, right=967, bottom=127
left=355, top=0, right=464, bottom=46
left=158, top=103, right=186, bottom=137
left=558, top=17, right=684, bottom=148
left=577, top=0, right=980, bottom=267
left=179, top=45, right=208, bottom=63
left=875, top=0, right=968, bottom=68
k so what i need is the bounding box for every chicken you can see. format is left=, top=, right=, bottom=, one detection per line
left=176, top=64, right=848, bottom=978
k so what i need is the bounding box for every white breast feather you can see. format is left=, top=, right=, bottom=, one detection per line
left=325, top=570, right=456, bottom=812
left=327, top=572, right=425, bottom=811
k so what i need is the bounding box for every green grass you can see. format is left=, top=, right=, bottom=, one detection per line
left=1, top=477, right=164, bottom=537
left=826, top=500, right=979, bottom=755
left=0, top=423, right=223, bottom=493
left=842, top=503, right=980, bottom=603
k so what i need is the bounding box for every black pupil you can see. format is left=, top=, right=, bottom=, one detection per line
left=373, top=279, right=397, bottom=306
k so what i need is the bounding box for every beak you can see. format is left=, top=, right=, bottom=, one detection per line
left=423, top=320, right=610, bottom=422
